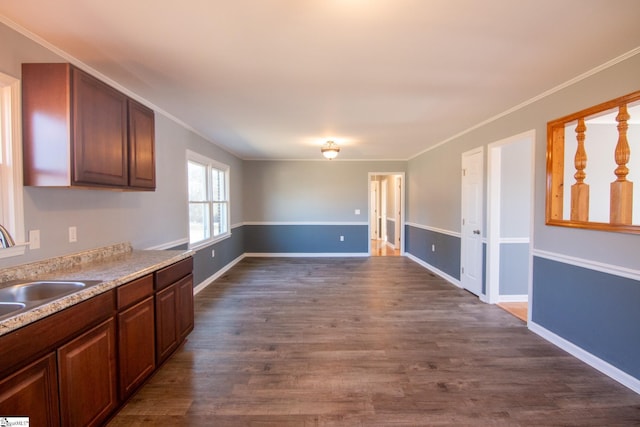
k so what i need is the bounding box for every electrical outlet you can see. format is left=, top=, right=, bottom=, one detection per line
left=340, top=235, right=344, bottom=242
left=431, top=244, right=435, bottom=252
left=211, top=249, right=215, bottom=258
left=69, top=226, right=77, bottom=243
left=29, top=230, right=40, bottom=250
left=355, top=209, right=361, bottom=215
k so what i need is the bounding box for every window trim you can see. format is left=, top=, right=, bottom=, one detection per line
left=0, top=72, right=26, bottom=259
left=186, top=150, right=231, bottom=250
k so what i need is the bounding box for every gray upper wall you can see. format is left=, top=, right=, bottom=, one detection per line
left=0, top=21, right=243, bottom=268
left=500, top=139, right=532, bottom=238
left=407, top=52, right=640, bottom=270
left=2, top=16, right=639, bottom=271
left=243, top=161, right=406, bottom=222
left=407, top=139, right=471, bottom=231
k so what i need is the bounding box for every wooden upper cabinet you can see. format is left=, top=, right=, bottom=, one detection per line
left=22, top=63, right=72, bottom=187
left=128, top=99, right=156, bottom=189
left=72, top=67, right=128, bottom=187
left=22, top=63, right=155, bottom=190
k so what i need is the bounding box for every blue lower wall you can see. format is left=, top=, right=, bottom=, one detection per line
left=532, top=256, right=640, bottom=379
left=189, top=227, right=245, bottom=286
left=244, top=224, right=368, bottom=253
left=405, top=225, right=460, bottom=280
left=500, top=243, right=529, bottom=295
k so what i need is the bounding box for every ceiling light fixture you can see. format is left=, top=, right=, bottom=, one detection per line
left=321, top=140, right=340, bottom=160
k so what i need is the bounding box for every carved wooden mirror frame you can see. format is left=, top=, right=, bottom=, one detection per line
left=546, top=90, right=640, bottom=234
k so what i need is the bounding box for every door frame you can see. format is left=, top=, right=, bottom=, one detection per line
left=368, top=172, right=405, bottom=255
left=486, top=130, right=535, bottom=312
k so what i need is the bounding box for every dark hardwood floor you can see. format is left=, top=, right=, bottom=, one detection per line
left=108, top=257, right=640, bottom=426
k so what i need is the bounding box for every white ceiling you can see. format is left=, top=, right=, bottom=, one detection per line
left=1, top=1, right=640, bottom=160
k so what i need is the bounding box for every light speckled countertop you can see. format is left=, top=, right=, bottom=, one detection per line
left=0, top=243, right=193, bottom=336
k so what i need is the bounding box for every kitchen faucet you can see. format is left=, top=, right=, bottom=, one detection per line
left=0, top=224, right=15, bottom=248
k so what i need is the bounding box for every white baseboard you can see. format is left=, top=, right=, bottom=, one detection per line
left=529, top=321, right=640, bottom=395
left=498, top=294, right=528, bottom=303
left=405, top=253, right=462, bottom=288
left=193, top=254, right=246, bottom=295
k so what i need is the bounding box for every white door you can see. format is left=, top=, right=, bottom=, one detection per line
left=381, top=178, right=387, bottom=242
left=461, top=148, right=484, bottom=296
left=394, top=176, right=402, bottom=250
left=370, top=180, right=379, bottom=239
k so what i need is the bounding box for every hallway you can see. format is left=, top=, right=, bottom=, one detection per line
left=370, top=239, right=400, bottom=256
left=109, top=257, right=640, bottom=426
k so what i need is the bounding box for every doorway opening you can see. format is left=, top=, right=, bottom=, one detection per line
left=369, top=173, right=404, bottom=257
left=487, top=130, right=535, bottom=322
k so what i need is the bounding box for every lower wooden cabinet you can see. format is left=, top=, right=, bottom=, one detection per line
left=0, top=256, right=193, bottom=424
left=118, top=295, right=155, bottom=399
left=58, top=318, right=117, bottom=427
left=155, top=283, right=179, bottom=364
left=156, top=273, right=194, bottom=365
left=177, top=274, right=195, bottom=341
left=0, top=352, right=60, bottom=427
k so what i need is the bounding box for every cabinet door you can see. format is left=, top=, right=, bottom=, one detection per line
left=128, top=99, right=156, bottom=189
left=176, top=274, right=195, bottom=341
left=22, top=62, right=73, bottom=187
left=118, top=296, right=155, bottom=399
left=0, top=353, right=60, bottom=427
left=155, top=284, right=178, bottom=364
left=72, top=67, right=128, bottom=187
left=58, top=318, right=117, bottom=427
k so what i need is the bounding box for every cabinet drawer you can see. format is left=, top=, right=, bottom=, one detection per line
left=117, top=274, right=153, bottom=310
left=155, top=257, right=193, bottom=291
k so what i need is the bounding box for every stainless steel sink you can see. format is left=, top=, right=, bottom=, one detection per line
left=0, top=302, right=25, bottom=317
left=0, top=279, right=102, bottom=321
left=2, top=281, right=87, bottom=302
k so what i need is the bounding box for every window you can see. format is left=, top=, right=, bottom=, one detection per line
left=0, top=72, right=25, bottom=259
left=187, top=151, right=230, bottom=247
